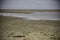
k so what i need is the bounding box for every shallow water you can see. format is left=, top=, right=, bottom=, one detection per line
left=0, top=12, right=60, bottom=20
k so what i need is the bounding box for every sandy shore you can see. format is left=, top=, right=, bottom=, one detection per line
left=0, top=16, right=60, bottom=40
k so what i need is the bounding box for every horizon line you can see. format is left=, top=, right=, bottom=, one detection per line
left=0, top=9, right=60, bottom=13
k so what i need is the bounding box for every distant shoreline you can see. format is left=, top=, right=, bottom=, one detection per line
left=0, top=9, right=60, bottom=13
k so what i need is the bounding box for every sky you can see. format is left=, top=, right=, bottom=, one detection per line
left=1, top=0, right=59, bottom=9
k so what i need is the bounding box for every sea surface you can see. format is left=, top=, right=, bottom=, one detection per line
left=0, top=12, right=60, bottom=20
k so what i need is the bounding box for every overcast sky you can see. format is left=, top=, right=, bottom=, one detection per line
left=1, top=0, right=59, bottom=9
